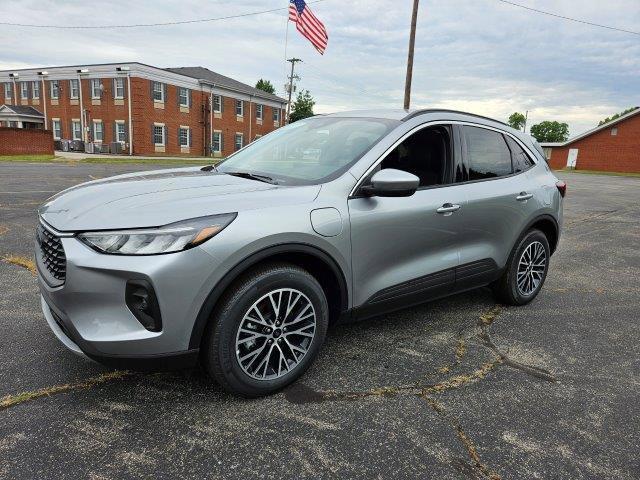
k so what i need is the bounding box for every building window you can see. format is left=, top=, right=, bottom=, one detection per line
left=32, top=81, right=40, bottom=99
left=153, top=124, right=165, bottom=145
left=114, top=78, right=125, bottom=99
left=52, top=120, right=61, bottom=139
left=4, top=82, right=12, bottom=100
left=91, top=79, right=101, bottom=99
left=213, top=95, right=222, bottom=112
left=69, top=79, right=79, bottom=99
left=611, top=127, right=618, bottom=136
left=152, top=82, right=164, bottom=102
left=72, top=120, right=82, bottom=141
left=236, top=100, right=244, bottom=116
left=179, top=127, right=190, bottom=147
left=273, top=108, right=280, bottom=123
left=212, top=131, right=222, bottom=152
left=235, top=133, right=244, bottom=151
left=115, top=121, right=126, bottom=143
left=50, top=80, right=59, bottom=100
left=93, top=121, right=103, bottom=142
left=179, top=87, right=189, bottom=107
left=21, top=82, right=28, bottom=99
left=256, top=104, right=263, bottom=120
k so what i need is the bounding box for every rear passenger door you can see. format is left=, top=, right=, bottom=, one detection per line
left=455, top=125, right=537, bottom=286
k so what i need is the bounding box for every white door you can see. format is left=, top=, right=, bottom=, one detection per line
left=567, top=149, right=578, bottom=168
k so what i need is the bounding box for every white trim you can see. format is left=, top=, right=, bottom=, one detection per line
left=153, top=122, right=166, bottom=146
left=179, top=125, right=190, bottom=147
left=51, top=118, right=61, bottom=140
left=31, top=80, right=40, bottom=99
left=114, top=77, right=125, bottom=99
left=69, top=79, right=79, bottom=99
left=92, top=119, right=104, bottom=142
left=71, top=119, right=82, bottom=141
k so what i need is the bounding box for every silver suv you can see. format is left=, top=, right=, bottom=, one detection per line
left=36, top=109, right=565, bottom=397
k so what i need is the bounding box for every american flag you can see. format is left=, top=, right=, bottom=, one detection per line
left=288, top=0, right=328, bottom=55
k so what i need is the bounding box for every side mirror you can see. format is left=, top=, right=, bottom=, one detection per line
left=360, top=168, right=419, bottom=197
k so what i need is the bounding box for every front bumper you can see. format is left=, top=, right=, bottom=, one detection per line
left=37, top=232, right=223, bottom=369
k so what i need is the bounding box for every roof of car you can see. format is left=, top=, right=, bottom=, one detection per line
left=324, top=108, right=510, bottom=127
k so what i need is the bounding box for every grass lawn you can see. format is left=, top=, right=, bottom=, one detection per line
left=0, top=154, right=216, bottom=166
left=559, top=168, right=640, bottom=178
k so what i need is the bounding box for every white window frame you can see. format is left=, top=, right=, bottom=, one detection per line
left=153, top=82, right=164, bottom=102
left=91, top=79, right=101, bottom=99
left=234, top=133, right=244, bottom=151
left=213, top=95, right=221, bottom=113
left=212, top=131, right=222, bottom=153
left=179, top=87, right=189, bottom=107
left=115, top=120, right=126, bottom=143
left=69, top=79, right=79, bottom=99
left=72, top=120, right=82, bottom=141
left=4, top=82, right=12, bottom=100
left=32, top=81, right=40, bottom=99
left=153, top=123, right=165, bottom=146
left=52, top=119, right=61, bottom=140
left=50, top=80, right=59, bottom=100
left=236, top=100, right=244, bottom=117
left=256, top=104, right=263, bottom=120
left=179, top=126, right=190, bottom=147
left=21, top=82, right=28, bottom=99
left=114, top=78, right=125, bottom=99
left=611, top=127, right=618, bottom=136
left=273, top=108, right=280, bottom=123
left=93, top=120, right=104, bottom=142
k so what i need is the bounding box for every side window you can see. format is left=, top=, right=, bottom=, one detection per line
left=463, top=126, right=512, bottom=180
left=505, top=136, right=534, bottom=173
left=379, top=125, right=452, bottom=188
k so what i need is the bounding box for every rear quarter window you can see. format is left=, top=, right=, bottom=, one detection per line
left=463, top=126, right=512, bottom=180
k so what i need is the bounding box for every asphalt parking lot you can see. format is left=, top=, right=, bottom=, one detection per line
left=1, top=162, right=639, bottom=479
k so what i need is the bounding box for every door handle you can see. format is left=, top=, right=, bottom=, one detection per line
left=516, top=192, right=533, bottom=201
left=436, top=203, right=461, bottom=215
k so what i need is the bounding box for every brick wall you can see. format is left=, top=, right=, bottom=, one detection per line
left=1, top=76, right=286, bottom=158
left=0, top=127, right=54, bottom=155
left=548, top=113, right=640, bottom=173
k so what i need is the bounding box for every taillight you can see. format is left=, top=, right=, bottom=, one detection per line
left=556, top=181, right=567, bottom=198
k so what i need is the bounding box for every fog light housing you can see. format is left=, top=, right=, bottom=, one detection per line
left=125, top=279, right=162, bottom=332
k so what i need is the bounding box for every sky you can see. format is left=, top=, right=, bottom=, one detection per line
left=0, top=0, right=638, bottom=137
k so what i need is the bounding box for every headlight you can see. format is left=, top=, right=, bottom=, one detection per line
left=78, top=213, right=237, bottom=255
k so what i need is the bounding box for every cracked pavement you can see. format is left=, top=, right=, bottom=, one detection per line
left=1, top=163, right=639, bottom=479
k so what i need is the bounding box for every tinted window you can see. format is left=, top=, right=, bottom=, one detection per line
left=464, top=126, right=512, bottom=180
left=505, top=136, right=534, bottom=173
left=380, top=126, right=451, bottom=187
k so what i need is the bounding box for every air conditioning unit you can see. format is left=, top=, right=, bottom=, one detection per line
left=110, top=142, right=123, bottom=154
left=84, top=142, right=94, bottom=154
left=60, top=139, right=71, bottom=152
left=95, top=143, right=109, bottom=154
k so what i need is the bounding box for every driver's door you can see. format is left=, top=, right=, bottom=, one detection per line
left=348, top=124, right=465, bottom=317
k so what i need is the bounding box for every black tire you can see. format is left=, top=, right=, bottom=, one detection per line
left=492, top=229, right=550, bottom=306
left=202, top=263, right=329, bottom=397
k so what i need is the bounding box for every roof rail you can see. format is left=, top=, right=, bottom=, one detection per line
left=402, top=109, right=510, bottom=127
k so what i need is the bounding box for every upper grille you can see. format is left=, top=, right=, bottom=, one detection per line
left=36, top=223, right=67, bottom=282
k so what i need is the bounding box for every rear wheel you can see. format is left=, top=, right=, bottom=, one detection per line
left=202, top=263, right=328, bottom=397
left=492, top=229, right=550, bottom=306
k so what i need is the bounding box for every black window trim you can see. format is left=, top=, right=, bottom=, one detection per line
left=350, top=120, right=540, bottom=197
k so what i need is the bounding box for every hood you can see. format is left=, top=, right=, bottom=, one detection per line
left=38, top=167, right=321, bottom=231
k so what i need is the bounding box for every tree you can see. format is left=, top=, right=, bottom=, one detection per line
left=508, top=112, right=526, bottom=131
left=530, top=121, right=569, bottom=143
left=289, top=90, right=315, bottom=123
left=598, top=106, right=638, bottom=126
left=255, top=79, right=276, bottom=95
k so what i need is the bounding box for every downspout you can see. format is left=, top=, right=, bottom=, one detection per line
left=41, top=77, right=48, bottom=130
left=78, top=73, right=86, bottom=143
left=248, top=95, right=252, bottom=143
left=209, top=89, right=213, bottom=157
left=127, top=72, right=133, bottom=155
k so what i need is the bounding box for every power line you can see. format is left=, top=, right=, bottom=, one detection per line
left=493, top=0, right=640, bottom=36
left=0, top=1, right=328, bottom=29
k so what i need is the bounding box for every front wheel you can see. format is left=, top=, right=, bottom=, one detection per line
left=202, top=263, right=329, bottom=397
left=492, top=229, right=550, bottom=306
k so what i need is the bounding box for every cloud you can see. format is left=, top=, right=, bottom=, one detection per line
left=0, top=0, right=637, bottom=136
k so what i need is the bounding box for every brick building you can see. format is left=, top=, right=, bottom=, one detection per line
left=0, top=62, right=287, bottom=157
left=541, top=108, right=640, bottom=173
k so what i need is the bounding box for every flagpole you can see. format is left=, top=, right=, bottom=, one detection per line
left=283, top=15, right=290, bottom=98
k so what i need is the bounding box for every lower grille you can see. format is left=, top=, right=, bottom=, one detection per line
left=36, top=223, right=67, bottom=282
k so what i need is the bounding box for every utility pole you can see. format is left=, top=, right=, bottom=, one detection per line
left=286, top=58, right=302, bottom=123
left=523, top=110, right=529, bottom=132
left=403, top=0, right=420, bottom=110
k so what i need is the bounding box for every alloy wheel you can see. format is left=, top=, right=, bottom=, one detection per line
left=517, top=240, right=547, bottom=296
left=235, top=288, right=316, bottom=380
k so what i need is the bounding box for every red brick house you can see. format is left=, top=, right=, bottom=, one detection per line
left=541, top=108, right=640, bottom=173
left=0, top=62, right=287, bottom=157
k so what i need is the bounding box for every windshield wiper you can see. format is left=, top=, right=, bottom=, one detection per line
left=224, top=171, right=277, bottom=184
left=200, top=164, right=218, bottom=172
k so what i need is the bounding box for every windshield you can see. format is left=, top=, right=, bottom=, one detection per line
left=216, top=117, right=399, bottom=185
